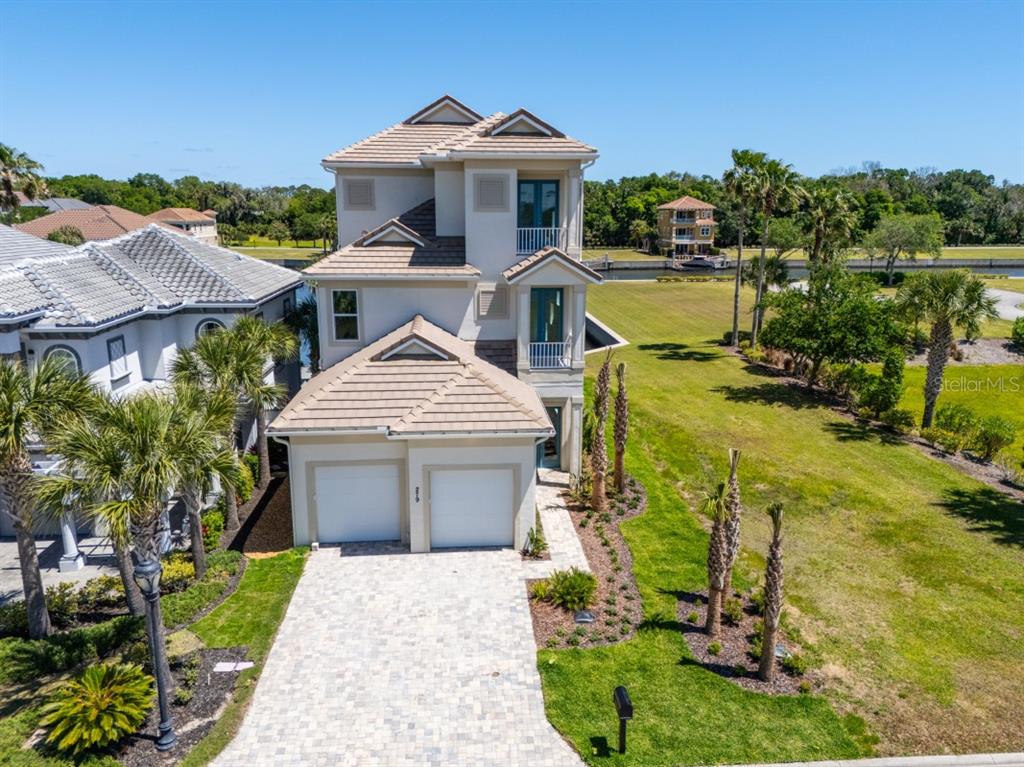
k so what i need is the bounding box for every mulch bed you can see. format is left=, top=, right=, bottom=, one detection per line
left=734, top=348, right=1024, bottom=502
left=236, top=475, right=295, bottom=558
left=529, top=475, right=647, bottom=649
left=119, top=646, right=247, bottom=766
left=677, top=591, right=811, bottom=696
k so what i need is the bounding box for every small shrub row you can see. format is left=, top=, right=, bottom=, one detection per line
left=1012, top=316, right=1024, bottom=349
left=531, top=567, right=598, bottom=612
left=161, top=549, right=243, bottom=628
left=922, top=403, right=1018, bottom=460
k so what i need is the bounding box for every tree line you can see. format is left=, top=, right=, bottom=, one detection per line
left=583, top=164, right=1024, bottom=249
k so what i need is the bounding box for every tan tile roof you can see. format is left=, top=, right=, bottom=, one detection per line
left=658, top=195, right=717, bottom=211
left=270, top=315, right=552, bottom=438
left=14, top=205, right=175, bottom=241
left=304, top=199, right=479, bottom=280
left=149, top=207, right=216, bottom=223
left=323, top=99, right=596, bottom=166
left=695, top=218, right=716, bottom=226
left=502, top=247, right=603, bottom=284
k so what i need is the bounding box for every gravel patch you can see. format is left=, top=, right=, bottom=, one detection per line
left=907, top=338, right=1023, bottom=366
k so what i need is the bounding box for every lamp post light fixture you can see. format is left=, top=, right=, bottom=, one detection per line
left=132, top=557, right=177, bottom=752
left=612, top=685, right=633, bottom=755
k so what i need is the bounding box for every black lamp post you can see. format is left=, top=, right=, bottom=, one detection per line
left=132, top=557, right=177, bottom=752
left=613, top=685, right=633, bottom=755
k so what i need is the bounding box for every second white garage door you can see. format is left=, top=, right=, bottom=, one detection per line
left=314, top=464, right=401, bottom=543
left=429, top=468, right=514, bottom=548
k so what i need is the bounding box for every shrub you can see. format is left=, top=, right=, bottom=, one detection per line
left=935, top=403, right=980, bottom=436
left=782, top=652, right=809, bottom=675
left=202, top=504, right=226, bottom=550
left=971, top=416, right=1017, bottom=461
left=722, top=598, right=744, bottom=626
left=879, top=408, right=916, bottom=433
left=0, top=600, right=29, bottom=638
left=242, top=450, right=259, bottom=487
left=799, top=680, right=812, bottom=694
left=821, top=363, right=870, bottom=403
left=529, top=580, right=550, bottom=601
left=858, top=347, right=905, bottom=417
left=524, top=524, right=548, bottom=558
left=160, top=552, right=196, bottom=593
left=748, top=632, right=763, bottom=662
left=236, top=459, right=255, bottom=504
left=78, top=575, right=124, bottom=612
left=1012, top=316, right=1024, bottom=348
left=45, top=582, right=80, bottom=630
left=920, top=427, right=962, bottom=454
left=160, top=549, right=243, bottom=628
left=685, top=611, right=698, bottom=623
left=40, top=662, right=154, bottom=755
left=707, top=641, right=722, bottom=656
left=546, top=567, right=598, bottom=612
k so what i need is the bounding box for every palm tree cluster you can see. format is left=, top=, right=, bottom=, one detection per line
left=1, top=142, right=48, bottom=216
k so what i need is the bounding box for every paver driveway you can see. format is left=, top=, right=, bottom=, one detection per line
left=214, top=544, right=583, bottom=766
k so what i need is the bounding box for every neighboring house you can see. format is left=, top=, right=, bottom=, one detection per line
left=149, top=207, right=219, bottom=244
left=269, top=94, right=601, bottom=553
left=13, top=204, right=175, bottom=242
left=657, top=195, right=717, bottom=257
left=0, top=223, right=303, bottom=560
left=3, top=193, right=93, bottom=213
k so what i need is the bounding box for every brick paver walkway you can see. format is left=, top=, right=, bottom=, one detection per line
left=214, top=543, right=584, bottom=766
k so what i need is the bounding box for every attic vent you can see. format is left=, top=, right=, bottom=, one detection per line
left=477, top=286, right=509, bottom=319
left=343, top=178, right=375, bottom=210
left=474, top=175, right=508, bottom=212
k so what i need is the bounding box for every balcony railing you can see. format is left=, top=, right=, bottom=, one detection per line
left=529, top=337, right=572, bottom=369
left=517, top=226, right=567, bottom=255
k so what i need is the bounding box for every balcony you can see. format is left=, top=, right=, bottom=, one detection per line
left=529, top=337, right=572, bottom=369
left=517, top=226, right=567, bottom=255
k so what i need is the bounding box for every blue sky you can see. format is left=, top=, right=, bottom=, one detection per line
left=2, top=0, right=1022, bottom=188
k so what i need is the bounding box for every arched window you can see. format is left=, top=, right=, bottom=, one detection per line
left=44, top=345, right=82, bottom=375
left=195, top=319, right=226, bottom=339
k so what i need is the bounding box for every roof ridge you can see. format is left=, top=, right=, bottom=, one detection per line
left=422, top=112, right=505, bottom=155
left=146, top=227, right=249, bottom=301
left=86, top=243, right=168, bottom=309
left=18, top=258, right=88, bottom=324
left=391, top=363, right=467, bottom=431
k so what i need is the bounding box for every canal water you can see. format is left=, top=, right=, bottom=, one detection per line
left=597, top=265, right=1024, bottom=281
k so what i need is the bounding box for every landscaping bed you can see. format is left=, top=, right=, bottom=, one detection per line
left=529, top=475, right=647, bottom=649
left=677, top=591, right=809, bottom=696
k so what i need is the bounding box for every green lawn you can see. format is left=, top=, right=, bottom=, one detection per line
left=180, top=548, right=307, bottom=766
left=540, top=281, right=1024, bottom=763
left=235, top=246, right=321, bottom=260
left=583, top=247, right=667, bottom=262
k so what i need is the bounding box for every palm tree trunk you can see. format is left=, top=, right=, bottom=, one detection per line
left=731, top=225, right=744, bottom=346
left=811, top=226, right=823, bottom=263
left=256, top=409, right=270, bottom=491
left=2, top=458, right=51, bottom=638
left=751, top=218, right=770, bottom=345
left=185, top=489, right=207, bottom=580
left=922, top=318, right=953, bottom=428
left=225, top=481, right=240, bottom=531
left=705, top=585, right=722, bottom=637
left=759, top=505, right=785, bottom=682
left=113, top=539, right=145, bottom=617
left=721, top=449, right=742, bottom=597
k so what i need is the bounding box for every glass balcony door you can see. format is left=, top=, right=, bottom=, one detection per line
left=518, top=180, right=559, bottom=228
left=530, top=288, right=563, bottom=343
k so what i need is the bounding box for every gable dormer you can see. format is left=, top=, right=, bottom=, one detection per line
left=486, top=109, right=565, bottom=138
left=404, top=95, right=482, bottom=125
left=356, top=219, right=427, bottom=248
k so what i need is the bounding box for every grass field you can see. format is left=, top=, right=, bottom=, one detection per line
left=583, top=247, right=667, bottom=262
left=539, top=281, right=1024, bottom=764
left=235, top=246, right=321, bottom=260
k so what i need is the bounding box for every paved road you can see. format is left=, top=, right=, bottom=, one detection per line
left=214, top=543, right=583, bottom=767
left=988, top=286, right=1024, bottom=321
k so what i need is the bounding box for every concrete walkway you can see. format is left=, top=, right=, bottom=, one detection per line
left=214, top=541, right=585, bottom=766
left=721, top=753, right=1024, bottom=767
left=988, top=286, right=1024, bottom=321
left=0, top=536, right=117, bottom=603
left=529, top=469, right=589, bottom=577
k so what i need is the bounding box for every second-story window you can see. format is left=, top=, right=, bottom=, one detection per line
left=332, top=289, right=359, bottom=341
left=700, top=226, right=711, bottom=237
left=106, top=335, right=128, bottom=381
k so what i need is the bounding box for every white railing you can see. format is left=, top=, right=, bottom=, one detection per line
left=529, top=337, right=572, bottom=369
left=517, top=227, right=567, bottom=255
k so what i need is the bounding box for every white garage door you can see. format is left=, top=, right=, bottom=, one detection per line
left=429, top=468, right=514, bottom=548
left=314, top=464, right=401, bottom=543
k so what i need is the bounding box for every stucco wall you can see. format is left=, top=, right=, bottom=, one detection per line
left=433, top=164, right=465, bottom=237
left=334, top=169, right=434, bottom=247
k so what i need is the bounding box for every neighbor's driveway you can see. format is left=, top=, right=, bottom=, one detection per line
left=213, top=544, right=583, bottom=766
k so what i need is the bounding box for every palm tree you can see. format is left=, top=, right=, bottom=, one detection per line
left=230, top=316, right=298, bottom=490
left=802, top=182, right=857, bottom=263
left=895, top=270, right=998, bottom=427
left=758, top=502, right=785, bottom=682
left=721, top=448, right=742, bottom=597
left=750, top=159, right=804, bottom=344
left=171, top=334, right=244, bottom=531
left=173, top=385, right=239, bottom=579
left=590, top=354, right=612, bottom=513
left=612, top=362, right=628, bottom=494
left=284, top=294, right=320, bottom=373
left=702, top=481, right=728, bottom=638
left=723, top=150, right=766, bottom=346
left=0, top=357, right=92, bottom=638
left=0, top=143, right=48, bottom=215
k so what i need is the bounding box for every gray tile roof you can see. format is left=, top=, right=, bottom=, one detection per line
left=0, top=224, right=73, bottom=265
left=0, top=224, right=301, bottom=328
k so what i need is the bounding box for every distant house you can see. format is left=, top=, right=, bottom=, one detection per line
left=13, top=204, right=175, bottom=242
left=0, top=223, right=302, bottom=559
left=656, top=195, right=717, bottom=257
left=149, top=207, right=219, bottom=244
left=3, top=193, right=93, bottom=214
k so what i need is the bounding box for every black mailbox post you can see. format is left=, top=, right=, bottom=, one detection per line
left=613, top=685, right=633, bottom=754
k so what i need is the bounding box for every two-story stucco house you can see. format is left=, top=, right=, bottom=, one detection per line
left=270, top=95, right=601, bottom=553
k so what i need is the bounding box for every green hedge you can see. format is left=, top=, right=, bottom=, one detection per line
left=161, top=549, right=243, bottom=629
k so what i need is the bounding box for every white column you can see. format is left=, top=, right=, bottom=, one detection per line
left=516, top=287, right=531, bottom=374
left=567, top=169, right=582, bottom=258
left=58, top=512, right=85, bottom=572
left=572, top=286, right=586, bottom=366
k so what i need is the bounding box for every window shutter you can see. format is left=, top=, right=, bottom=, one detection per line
left=475, top=175, right=508, bottom=211
left=477, top=286, right=508, bottom=319
left=344, top=179, right=375, bottom=210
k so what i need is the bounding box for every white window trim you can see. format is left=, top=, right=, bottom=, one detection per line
left=474, top=174, right=509, bottom=212
left=106, top=335, right=128, bottom=381
left=44, top=344, right=82, bottom=374
left=195, top=318, right=226, bottom=339
left=342, top=178, right=375, bottom=211
left=700, top=226, right=711, bottom=237
left=330, top=288, right=361, bottom=343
